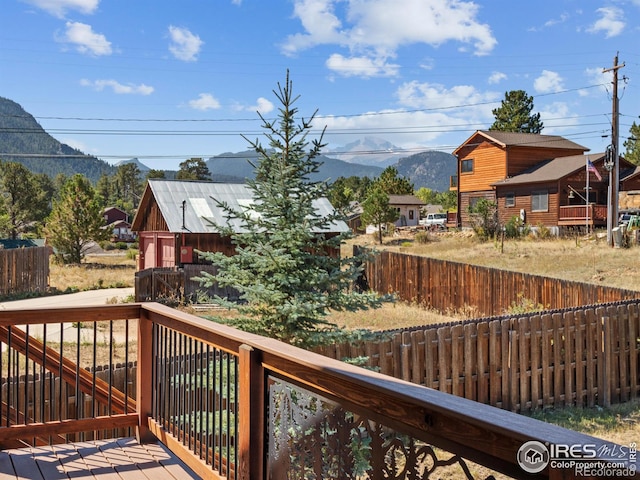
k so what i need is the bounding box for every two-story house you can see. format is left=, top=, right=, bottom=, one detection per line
left=451, top=130, right=640, bottom=236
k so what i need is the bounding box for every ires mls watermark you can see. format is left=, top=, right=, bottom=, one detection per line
left=517, top=440, right=637, bottom=477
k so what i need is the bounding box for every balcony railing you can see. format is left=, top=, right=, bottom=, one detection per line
left=558, top=204, right=608, bottom=226
left=0, top=303, right=635, bottom=479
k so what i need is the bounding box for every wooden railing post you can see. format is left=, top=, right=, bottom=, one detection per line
left=238, top=344, right=265, bottom=480
left=136, top=309, right=155, bottom=443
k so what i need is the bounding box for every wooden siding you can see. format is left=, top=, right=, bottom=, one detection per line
left=458, top=141, right=507, bottom=193
left=135, top=201, right=168, bottom=232
left=505, top=145, right=585, bottom=177
left=495, top=182, right=560, bottom=227
left=458, top=190, right=495, bottom=226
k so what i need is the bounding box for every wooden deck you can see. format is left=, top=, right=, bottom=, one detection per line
left=0, top=438, right=200, bottom=480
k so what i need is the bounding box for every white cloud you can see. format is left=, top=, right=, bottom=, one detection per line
left=488, top=71, right=507, bottom=85
left=534, top=70, right=565, bottom=93
left=80, top=79, right=154, bottom=95
left=188, top=93, right=221, bottom=111
left=22, top=0, right=99, bottom=18
left=282, top=0, right=496, bottom=78
left=318, top=80, right=501, bottom=148
left=587, top=7, right=625, bottom=37
left=253, top=97, right=274, bottom=114
left=168, top=26, right=203, bottom=62
left=395, top=80, right=498, bottom=111
left=232, top=97, right=275, bottom=114
left=326, top=54, right=399, bottom=77
left=539, top=102, right=580, bottom=133
left=581, top=67, right=611, bottom=96
left=59, top=21, right=111, bottom=55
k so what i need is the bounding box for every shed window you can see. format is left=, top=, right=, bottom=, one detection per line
left=409, top=209, right=414, bottom=220
left=532, top=190, right=548, bottom=212
left=505, top=193, right=515, bottom=207
left=461, top=159, right=473, bottom=173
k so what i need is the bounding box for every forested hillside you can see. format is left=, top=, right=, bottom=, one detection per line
left=0, top=97, right=115, bottom=182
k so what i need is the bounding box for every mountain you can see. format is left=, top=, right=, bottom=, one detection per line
left=207, top=150, right=384, bottom=183
left=0, top=97, right=116, bottom=182
left=114, top=157, right=151, bottom=172
left=394, top=150, right=457, bottom=191
left=326, top=137, right=409, bottom=167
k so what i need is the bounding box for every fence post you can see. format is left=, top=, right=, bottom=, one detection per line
left=238, top=344, right=265, bottom=480
left=600, top=315, right=611, bottom=408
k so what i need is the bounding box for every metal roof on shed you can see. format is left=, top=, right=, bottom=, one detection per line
left=144, top=180, right=349, bottom=234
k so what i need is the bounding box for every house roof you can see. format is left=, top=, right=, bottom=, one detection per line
left=0, top=238, right=46, bottom=249
left=388, top=195, right=425, bottom=206
left=492, top=153, right=606, bottom=187
left=453, top=130, right=588, bottom=156
left=132, top=180, right=349, bottom=234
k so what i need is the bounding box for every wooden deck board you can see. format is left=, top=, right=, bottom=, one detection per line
left=0, top=439, right=200, bottom=480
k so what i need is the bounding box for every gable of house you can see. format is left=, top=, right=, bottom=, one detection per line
left=453, top=130, right=588, bottom=194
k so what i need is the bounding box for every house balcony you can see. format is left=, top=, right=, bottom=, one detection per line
left=558, top=204, right=608, bottom=227
left=0, top=303, right=633, bottom=479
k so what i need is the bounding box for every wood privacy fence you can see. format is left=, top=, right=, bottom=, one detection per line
left=0, top=247, right=49, bottom=297
left=316, top=300, right=640, bottom=412
left=134, top=265, right=238, bottom=303
left=358, top=247, right=640, bottom=316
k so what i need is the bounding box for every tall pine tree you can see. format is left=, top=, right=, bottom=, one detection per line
left=45, top=174, right=109, bottom=263
left=196, top=72, right=385, bottom=346
left=490, top=90, right=543, bottom=133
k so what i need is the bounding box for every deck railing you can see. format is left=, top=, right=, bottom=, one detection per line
left=558, top=204, right=608, bottom=226
left=0, top=303, right=636, bottom=479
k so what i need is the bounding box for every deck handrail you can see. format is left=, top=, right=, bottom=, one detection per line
left=0, top=303, right=636, bottom=479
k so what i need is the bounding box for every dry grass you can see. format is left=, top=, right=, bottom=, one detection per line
left=347, top=229, right=640, bottom=291
left=49, top=253, right=136, bottom=292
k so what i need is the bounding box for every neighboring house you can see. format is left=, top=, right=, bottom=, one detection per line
left=104, top=206, right=135, bottom=242
left=389, top=195, right=425, bottom=228
left=131, top=179, right=349, bottom=270
left=104, top=207, right=129, bottom=225
left=451, top=130, right=640, bottom=233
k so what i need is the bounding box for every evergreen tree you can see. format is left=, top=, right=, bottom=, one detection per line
left=146, top=169, right=166, bottom=180
left=115, top=163, right=142, bottom=210
left=0, top=162, right=51, bottom=239
left=196, top=72, right=385, bottom=346
left=44, top=174, right=110, bottom=263
left=360, top=186, right=398, bottom=244
left=176, top=158, right=211, bottom=180
left=328, top=175, right=373, bottom=213
left=490, top=90, right=543, bottom=133
left=623, top=121, right=640, bottom=165
left=374, top=166, right=414, bottom=194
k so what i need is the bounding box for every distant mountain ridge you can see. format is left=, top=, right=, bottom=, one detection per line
left=206, top=150, right=384, bottom=183
left=0, top=96, right=115, bottom=182
left=0, top=97, right=456, bottom=192
left=395, top=150, right=457, bottom=191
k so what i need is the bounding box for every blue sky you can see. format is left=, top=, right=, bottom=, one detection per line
left=1, top=0, right=639, bottom=171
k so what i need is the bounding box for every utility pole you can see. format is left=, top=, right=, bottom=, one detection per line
left=603, top=53, right=624, bottom=246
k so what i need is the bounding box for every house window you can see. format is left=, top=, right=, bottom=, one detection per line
left=468, top=196, right=483, bottom=210
left=505, top=193, right=515, bottom=207
left=409, top=209, right=414, bottom=220
left=461, top=159, right=473, bottom=173
left=532, top=190, right=548, bottom=212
